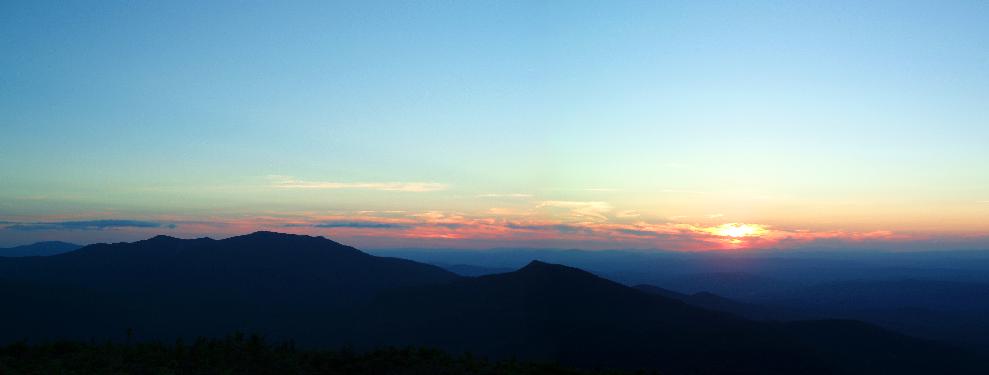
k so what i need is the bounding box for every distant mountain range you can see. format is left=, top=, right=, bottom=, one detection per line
left=0, top=232, right=984, bottom=374
left=371, top=247, right=989, bottom=286
left=0, top=241, right=80, bottom=257
left=436, top=263, right=515, bottom=276
left=633, top=284, right=808, bottom=321
left=375, top=247, right=989, bottom=351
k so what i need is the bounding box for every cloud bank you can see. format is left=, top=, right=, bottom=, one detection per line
left=2, top=220, right=175, bottom=231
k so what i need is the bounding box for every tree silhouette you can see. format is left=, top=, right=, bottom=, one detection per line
left=0, top=335, right=642, bottom=375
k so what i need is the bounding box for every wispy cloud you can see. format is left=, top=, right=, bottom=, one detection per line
left=14, top=195, right=50, bottom=201
left=269, top=176, right=447, bottom=192
left=505, top=222, right=593, bottom=234
left=2, top=220, right=174, bottom=231
left=537, top=201, right=613, bottom=221
left=476, top=193, right=533, bottom=198
left=486, top=207, right=533, bottom=216
left=280, top=213, right=468, bottom=232
left=583, top=188, right=620, bottom=192
left=615, top=228, right=662, bottom=236
left=312, top=221, right=412, bottom=229
left=660, top=189, right=707, bottom=194
left=616, top=210, right=640, bottom=218
left=542, top=187, right=620, bottom=193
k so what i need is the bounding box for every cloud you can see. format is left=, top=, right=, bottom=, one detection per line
left=505, top=223, right=593, bottom=234
left=284, top=218, right=462, bottom=231
left=660, top=189, right=707, bottom=194
left=3, top=220, right=172, bottom=231
left=615, top=228, right=660, bottom=236
left=270, top=176, right=447, bottom=192
left=487, top=207, right=533, bottom=216
left=616, top=210, right=640, bottom=218
left=14, top=195, right=49, bottom=201
left=313, top=221, right=412, bottom=229
left=707, top=213, right=724, bottom=219
left=476, top=193, right=533, bottom=198
left=431, top=222, right=467, bottom=229
left=537, top=201, right=613, bottom=221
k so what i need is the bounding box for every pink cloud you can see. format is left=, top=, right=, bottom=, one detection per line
left=5, top=211, right=982, bottom=252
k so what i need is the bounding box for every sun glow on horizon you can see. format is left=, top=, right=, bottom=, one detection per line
left=712, top=223, right=767, bottom=238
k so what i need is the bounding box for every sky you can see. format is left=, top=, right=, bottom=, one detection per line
left=2, top=1, right=988, bottom=250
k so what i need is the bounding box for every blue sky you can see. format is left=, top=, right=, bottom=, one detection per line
left=2, top=1, right=988, bottom=249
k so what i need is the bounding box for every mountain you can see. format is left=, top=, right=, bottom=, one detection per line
left=438, top=263, right=514, bottom=276
left=0, top=231, right=457, bottom=296
left=371, top=248, right=989, bottom=289
left=0, top=241, right=81, bottom=257
left=1, top=234, right=984, bottom=374
left=349, top=261, right=982, bottom=374
left=750, top=279, right=989, bottom=312
left=0, top=231, right=458, bottom=342
left=633, top=284, right=808, bottom=321
left=746, top=279, right=989, bottom=351
left=638, top=280, right=989, bottom=353
left=378, top=247, right=989, bottom=352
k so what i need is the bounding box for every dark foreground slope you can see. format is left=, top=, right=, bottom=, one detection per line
left=0, top=232, right=458, bottom=342
left=352, top=261, right=983, bottom=375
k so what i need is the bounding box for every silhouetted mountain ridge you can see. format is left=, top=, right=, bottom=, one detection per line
left=352, top=260, right=980, bottom=374
left=634, top=284, right=810, bottom=321
left=0, top=233, right=984, bottom=374
left=0, top=241, right=81, bottom=257
left=0, top=232, right=458, bottom=342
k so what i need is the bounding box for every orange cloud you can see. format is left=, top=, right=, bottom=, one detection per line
left=5, top=209, right=971, bottom=252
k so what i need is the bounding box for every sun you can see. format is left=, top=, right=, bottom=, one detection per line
left=713, top=223, right=766, bottom=238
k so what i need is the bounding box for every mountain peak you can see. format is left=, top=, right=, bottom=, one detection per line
left=244, top=230, right=293, bottom=238
left=235, top=231, right=327, bottom=241
left=215, top=231, right=357, bottom=257
left=520, top=260, right=568, bottom=270
left=146, top=234, right=180, bottom=242
left=520, top=259, right=553, bottom=269
left=516, top=260, right=594, bottom=277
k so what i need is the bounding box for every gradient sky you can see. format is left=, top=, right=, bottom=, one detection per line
left=2, top=1, right=988, bottom=250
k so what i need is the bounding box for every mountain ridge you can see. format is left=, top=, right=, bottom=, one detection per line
left=0, top=232, right=459, bottom=342
left=0, top=232, right=983, bottom=374
left=351, top=259, right=981, bottom=374
left=0, top=241, right=81, bottom=257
